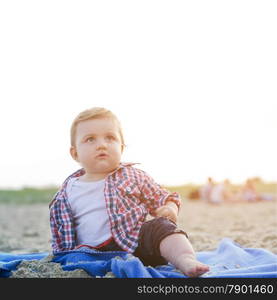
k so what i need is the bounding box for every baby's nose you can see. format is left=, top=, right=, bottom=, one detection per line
left=96, top=139, right=108, bottom=149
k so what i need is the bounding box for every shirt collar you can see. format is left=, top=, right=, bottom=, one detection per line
left=109, top=162, right=139, bottom=176
left=49, top=162, right=139, bottom=207
left=68, top=161, right=139, bottom=180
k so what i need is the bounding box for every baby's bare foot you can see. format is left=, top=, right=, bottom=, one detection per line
left=176, top=255, right=210, bottom=277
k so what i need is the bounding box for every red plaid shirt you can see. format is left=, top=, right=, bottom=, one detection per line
left=49, top=162, right=182, bottom=254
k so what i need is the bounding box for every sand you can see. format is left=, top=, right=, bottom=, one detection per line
left=0, top=200, right=276, bottom=277
left=178, top=200, right=277, bottom=254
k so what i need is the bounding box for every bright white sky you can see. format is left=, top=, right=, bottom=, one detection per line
left=0, top=1, right=276, bottom=189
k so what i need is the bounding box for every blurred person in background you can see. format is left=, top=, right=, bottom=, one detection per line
left=200, top=177, right=214, bottom=202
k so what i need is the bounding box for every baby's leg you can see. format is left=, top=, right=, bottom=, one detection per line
left=160, top=233, right=209, bottom=277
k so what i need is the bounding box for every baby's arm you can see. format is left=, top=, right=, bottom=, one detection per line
left=49, top=196, right=70, bottom=253
left=49, top=209, right=62, bottom=253
left=154, top=199, right=179, bottom=223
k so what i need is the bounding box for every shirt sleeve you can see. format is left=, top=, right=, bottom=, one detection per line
left=139, top=170, right=182, bottom=216
left=49, top=203, right=63, bottom=253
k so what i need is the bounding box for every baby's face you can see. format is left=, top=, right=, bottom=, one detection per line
left=71, top=117, right=123, bottom=178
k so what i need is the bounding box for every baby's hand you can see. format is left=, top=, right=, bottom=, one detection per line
left=154, top=202, right=178, bottom=223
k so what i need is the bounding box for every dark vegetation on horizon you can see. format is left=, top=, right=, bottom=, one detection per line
left=0, top=180, right=276, bottom=204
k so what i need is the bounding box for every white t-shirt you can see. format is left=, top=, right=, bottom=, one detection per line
left=66, top=177, right=112, bottom=247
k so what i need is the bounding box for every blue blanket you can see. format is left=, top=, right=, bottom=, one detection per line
left=0, top=238, right=276, bottom=278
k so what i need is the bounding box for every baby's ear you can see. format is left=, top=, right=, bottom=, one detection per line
left=70, top=146, right=79, bottom=162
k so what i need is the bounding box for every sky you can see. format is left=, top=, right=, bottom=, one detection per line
left=0, top=1, right=276, bottom=189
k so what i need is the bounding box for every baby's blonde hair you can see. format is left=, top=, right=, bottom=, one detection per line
left=70, top=107, right=125, bottom=148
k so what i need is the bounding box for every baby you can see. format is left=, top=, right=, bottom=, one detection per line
left=49, top=107, right=209, bottom=277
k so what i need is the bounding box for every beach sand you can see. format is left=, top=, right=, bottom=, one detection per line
left=0, top=200, right=276, bottom=277
left=178, top=200, right=277, bottom=254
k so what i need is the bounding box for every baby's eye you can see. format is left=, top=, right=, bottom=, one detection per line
left=86, top=137, right=95, bottom=142
left=106, top=135, right=116, bottom=141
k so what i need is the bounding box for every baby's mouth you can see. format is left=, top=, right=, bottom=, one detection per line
left=96, top=153, right=108, bottom=159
